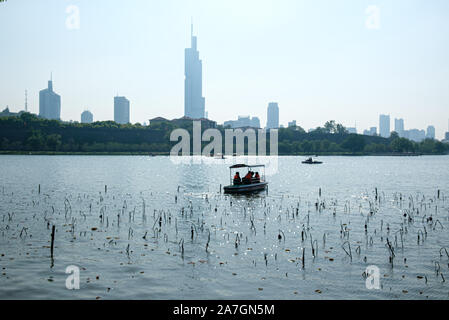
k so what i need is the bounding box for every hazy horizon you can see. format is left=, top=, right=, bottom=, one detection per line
left=1, top=0, right=448, bottom=138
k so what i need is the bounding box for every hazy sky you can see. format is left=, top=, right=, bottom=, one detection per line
left=1, top=0, right=448, bottom=138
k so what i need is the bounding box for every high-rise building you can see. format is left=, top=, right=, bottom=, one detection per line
left=288, top=120, right=297, bottom=128
left=81, top=110, right=93, bottom=124
left=114, top=96, right=130, bottom=124
left=426, top=125, right=435, bottom=139
left=251, top=117, right=261, bottom=128
left=379, top=114, right=390, bottom=138
left=267, top=102, right=279, bottom=129
left=394, top=118, right=404, bottom=137
left=407, top=129, right=426, bottom=142
left=39, top=78, right=61, bottom=120
left=184, top=24, right=205, bottom=119
left=347, top=127, right=357, bottom=134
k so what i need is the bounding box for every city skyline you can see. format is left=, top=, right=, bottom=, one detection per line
left=5, top=75, right=447, bottom=140
left=1, top=1, right=449, bottom=138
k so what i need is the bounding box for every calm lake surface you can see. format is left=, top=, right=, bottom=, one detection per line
left=0, top=155, right=448, bottom=300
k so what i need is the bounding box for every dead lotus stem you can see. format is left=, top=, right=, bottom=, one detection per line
left=342, top=241, right=352, bottom=261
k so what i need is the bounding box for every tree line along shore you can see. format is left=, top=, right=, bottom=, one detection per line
left=0, top=113, right=447, bottom=156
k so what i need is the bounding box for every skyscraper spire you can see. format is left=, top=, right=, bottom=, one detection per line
left=184, top=22, right=205, bottom=119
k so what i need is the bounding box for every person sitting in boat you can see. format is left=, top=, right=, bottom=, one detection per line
left=243, top=171, right=253, bottom=184
left=233, top=172, right=242, bottom=185
left=251, top=171, right=257, bottom=183
left=254, top=172, right=260, bottom=183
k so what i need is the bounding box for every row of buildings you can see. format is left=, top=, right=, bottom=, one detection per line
left=222, top=102, right=280, bottom=129
left=37, top=77, right=130, bottom=125
left=361, top=114, right=438, bottom=142
left=80, top=96, right=130, bottom=125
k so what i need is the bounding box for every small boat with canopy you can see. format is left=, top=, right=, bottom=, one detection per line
left=223, top=164, right=268, bottom=194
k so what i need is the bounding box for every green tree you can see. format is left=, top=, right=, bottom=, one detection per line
left=391, top=138, right=414, bottom=153
left=26, top=131, right=45, bottom=150
left=46, top=134, right=62, bottom=150
left=324, top=120, right=336, bottom=133
left=301, top=140, right=313, bottom=153
left=342, top=135, right=366, bottom=152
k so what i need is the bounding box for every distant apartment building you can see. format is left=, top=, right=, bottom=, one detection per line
left=81, top=110, right=93, bottom=124
left=39, top=79, right=61, bottom=120
left=288, top=120, right=296, bottom=128
left=347, top=127, right=357, bottom=134
left=394, top=118, right=404, bottom=137
left=426, top=125, right=435, bottom=139
left=114, top=96, right=130, bottom=124
left=266, top=102, right=279, bottom=129
left=363, top=127, right=377, bottom=136
left=406, top=129, right=426, bottom=142
left=224, top=116, right=260, bottom=129
left=379, top=114, right=390, bottom=138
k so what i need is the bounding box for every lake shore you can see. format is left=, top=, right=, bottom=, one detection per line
left=0, top=151, right=444, bottom=156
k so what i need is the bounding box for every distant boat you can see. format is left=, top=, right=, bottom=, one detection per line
left=302, top=157, right=323, bottom=164
left=223, top=164, right=268, bottom=194
left=214, top=153, right=226, bottom=159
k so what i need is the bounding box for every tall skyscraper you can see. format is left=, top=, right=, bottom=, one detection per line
left=81, top=110, right=93, bottom=123
left=184, top=24, right=205, bottom=119
left=379, top=114, right=390, bottom=138
left=394, top=118, right=404, bottom=137
left=266, top=102, right=279, bottom=129
left=426, top=125, right=435, bottom=139
left=39, top=78, right=61, bottom=120
left=114, top=96, right=130, bottom=124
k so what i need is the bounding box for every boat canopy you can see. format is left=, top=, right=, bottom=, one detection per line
left=229, top=164, right=266, bottom=169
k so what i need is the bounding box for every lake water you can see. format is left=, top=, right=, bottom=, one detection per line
left=0, top=155, right=448, bottom=300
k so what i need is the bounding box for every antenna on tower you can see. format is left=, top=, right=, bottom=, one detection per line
left=25, top=90, right=28, bottom=112
left=191, top=17, right=193, bottom=37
